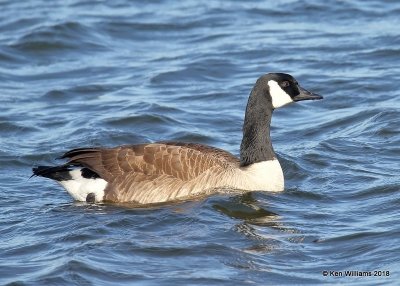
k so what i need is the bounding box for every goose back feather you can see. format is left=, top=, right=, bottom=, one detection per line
left=61, top=142, right=240, bottom=203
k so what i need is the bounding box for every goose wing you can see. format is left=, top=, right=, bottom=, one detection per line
left=61, top=142, right=239, bottom=203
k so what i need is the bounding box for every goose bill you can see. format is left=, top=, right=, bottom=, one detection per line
left=293, top=86, right=323, bottom=101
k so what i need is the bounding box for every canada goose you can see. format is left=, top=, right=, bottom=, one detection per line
left=32, top=73, right=322, bottom=204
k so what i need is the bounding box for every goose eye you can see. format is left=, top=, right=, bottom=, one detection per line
left=281, top=81, right=290, bottom=88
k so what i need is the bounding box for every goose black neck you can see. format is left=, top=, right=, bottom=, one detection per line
left=240, top=83, right=275, bottom=167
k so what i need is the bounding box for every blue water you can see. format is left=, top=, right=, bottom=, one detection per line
left=1, top=0, right=399, bottom=285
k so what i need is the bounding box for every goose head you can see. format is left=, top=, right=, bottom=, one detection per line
left=260, top=73, right=323, bottom=109
left=240, top=73, right=323, bottom=166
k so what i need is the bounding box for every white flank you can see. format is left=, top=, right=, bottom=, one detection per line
left=58, top=169, right=107, bottom=202
left=268, top=80, right=293, bottom=109
left=238, top=159, right=284, bottom=192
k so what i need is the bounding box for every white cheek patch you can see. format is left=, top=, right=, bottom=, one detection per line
left=268, top=80, right=293, bottom=108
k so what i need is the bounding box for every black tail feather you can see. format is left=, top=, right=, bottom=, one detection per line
left=32, top=165, right=73, bottom=181
left=59, top=147, right=99, bottom=160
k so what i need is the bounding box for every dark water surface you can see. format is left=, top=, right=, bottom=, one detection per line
left=1, top=0, right=399, bottom=285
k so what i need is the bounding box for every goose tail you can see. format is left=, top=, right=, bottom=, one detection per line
left=31, top=165, right=73, bottom=181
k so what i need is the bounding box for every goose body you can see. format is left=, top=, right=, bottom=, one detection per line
left=32, top=73, right=322, bottom=204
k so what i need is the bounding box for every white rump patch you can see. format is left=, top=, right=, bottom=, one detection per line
left=268, top=80, right=293, bottom=109
left=58, top=169, right=107, bottom=202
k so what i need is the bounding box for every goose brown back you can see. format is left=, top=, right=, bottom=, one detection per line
left=61, top=142, right=240, bottom=203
